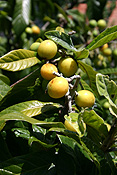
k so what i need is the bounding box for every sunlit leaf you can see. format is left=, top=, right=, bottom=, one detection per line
left=78, top=60, right=99, bottom=97
left=82, top=110, right=108, bottom=138
left=0, top=100, right=60, bottom=117
left=96, top=73, right=117, bottom=117
left=0, top=112, right=65, bottom=129
left=56, top=26, right=65, bottom=35
left=64, top=113, right=86, bottom=137
left=74, top=48, right=89, bottom=59
left=86, top=26, right=117, bottom=51
left=45, top=30, right=76, bottom=51
left=0, top=49, right=40, bottom=71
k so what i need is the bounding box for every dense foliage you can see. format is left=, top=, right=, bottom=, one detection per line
left=0, top=0, right=117, bottom=174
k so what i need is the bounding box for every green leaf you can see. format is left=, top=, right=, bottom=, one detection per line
left=66, top=9, right=85, bottom=25
left=12, top=128, right=30, bottom=139
left=45, top=30, right=77, bottom=51
left=64, top=113, right=86, bottom=137
left=45, top=30, right=89, bottom=59
left=0, top=149, right=56, bottom=174
left=0, top=79, right=11, bottom=101
left=98, top=67, right=117, bottom=75
left=0, top=49, right=40, bottom=71
left=80, top=79, right=94, bottom=93
left=82, top=137, right=112, bottom=175
left=82, top=110, right=108, bottom=138
left=57, top=135, right=100, bottom=173
left=105, top=153, right=117, bottom=175
left=0, top=133, right=12, bottom=162
left=0, top=1, right=7, bottom=8
left=12, top=0, right=31, bottom=35
left=54, top=3, right=68, bottom=22
left=0, top=67, right=41, bottom=109
left=0, top=73, right=10, bottom=85
left=86, top=26, right=117, bottom=51
left=28, top=136, right=57, bottom=150
left=0, top=100, right=60, bottom=117
left=86, top=0, right=107, bottom=20
left=74, top=48, right=89, bottom=59
left=78, top=60, right=98, bottom=96
left=96, top=73, right=117, bottom=117
left=0, top=112, right=65, bottom=130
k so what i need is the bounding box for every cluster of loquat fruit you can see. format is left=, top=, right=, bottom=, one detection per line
left=29, top=39, right=95, bottom=111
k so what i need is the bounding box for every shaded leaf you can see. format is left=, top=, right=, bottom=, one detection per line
left=98, top=67, right=117, bottom=75
left=86, top=26, right=117, bottom=51
left=0, top=133, right=12, bottom=162
left=12, top=0, right=31, bottom=35
left=0, top=67, right=41, bottom=109
left=54, top=3, right=69, bottom=22
left=0, top=73, right=10, bottom=85
left=57, top=134, right=100, bottom=173
left=66, top=9, right=85, bottom=24
left=0, top=149, right=56, bottom=174
left=0, top=49, right=40, bottom=71
left=80, top=79, right=94, bottom=93
left=0, top=79, right=11, bottom=101
left=82, top=137, right=112, bottom=175
left=28, top=136, right=57, bottom=150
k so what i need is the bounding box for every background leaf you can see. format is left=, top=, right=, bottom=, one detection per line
left=98, top=67, right=117, bottom=75
left=12, top=0, right=31, bottom=35
left=96, top=73, right=117, bottom=117
left=86, top=26, right=117, bottom=51
left=86, top=0, right=107, bottom=20
left=54, top=3, right=68, bottom=22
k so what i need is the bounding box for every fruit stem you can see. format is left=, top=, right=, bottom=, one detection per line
left=53, top=71, right=63, bottom=77
left=65, top=89, right=72, bottom=113
left=66, top=75, right=81, bottom=83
